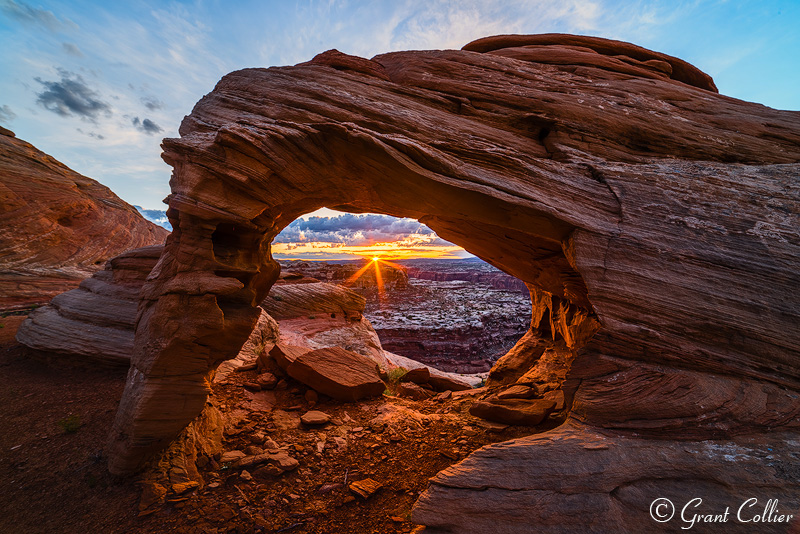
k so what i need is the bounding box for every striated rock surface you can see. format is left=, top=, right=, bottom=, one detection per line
left=15, top=245, right=163, bottom=366
left=413, top=423, right=800, bottom=533
left=16, top=245, right=279, bottom=371
left=283, top=346, right=386, bottom=402
left=0, top=130, right=168, bottom=310
left=106, top=32, right=800, bottom=531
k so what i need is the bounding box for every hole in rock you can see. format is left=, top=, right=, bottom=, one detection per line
left=269, top=209, right=532, bottom=377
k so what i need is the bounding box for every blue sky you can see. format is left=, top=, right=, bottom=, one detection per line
left=1, top=0, right=798, bottom=213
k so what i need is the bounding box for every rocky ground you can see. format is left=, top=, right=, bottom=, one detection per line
left=365, top=278, right=530, bottom=373
left=0, top=315, right=560, bottom=534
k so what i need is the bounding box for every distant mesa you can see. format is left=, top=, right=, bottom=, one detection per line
left=0, top=130, right=169, bottom=311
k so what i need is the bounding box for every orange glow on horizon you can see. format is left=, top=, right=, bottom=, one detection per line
left=271, top=240, right=468, bottom=261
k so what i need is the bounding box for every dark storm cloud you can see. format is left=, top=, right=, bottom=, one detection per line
left=274, top=213, right=436, bottom=246
left=131, top=116, right=163, bottom=135
left=34, top=69, right=111, bottom=120
left=141, top=96, right=163, bottom=111
left=0, top=105, right=16, bottom=123
left=1, top=0, right=74, bottom=32
left=61, top=42, right=82, bottom=57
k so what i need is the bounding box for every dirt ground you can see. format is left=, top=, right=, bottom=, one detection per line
left=0, top=314, right=557, bottom=534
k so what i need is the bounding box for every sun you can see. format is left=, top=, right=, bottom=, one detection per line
left=371, top=256, right=380, bottom=262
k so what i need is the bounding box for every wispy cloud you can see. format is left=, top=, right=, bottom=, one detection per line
left=61, top=42, right=83, bottom=57
left=141, top=96, right=163, bottom=111
left=34, top=69, right=111, bottom=121
left=0, top=104, right=16, bottom=123
left=1, top=0, right=76, bottom=32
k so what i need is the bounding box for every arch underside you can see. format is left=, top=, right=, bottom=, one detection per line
left=107, top=35, right=800, bottom=531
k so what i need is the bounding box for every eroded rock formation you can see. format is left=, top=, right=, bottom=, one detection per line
left=15, top=245, right=162, bottom=366
left=106, top=33, right=800, bottom=531
left=0, top=129, right=169, bottom=310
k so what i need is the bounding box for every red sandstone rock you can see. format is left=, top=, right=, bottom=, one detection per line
left=401, top=367, right=430, bottom=384
left=284, top=347, right=386, bottom=402
left=469, top=398, right=556, bottom=426
left=0, top=130, right=168, bottom=309
left=104, top=33, right=800, bottom=532
left=496, top=385, right=537, bottom=399
left=268, top=344, right=311, bottom=371
left=262, top=281, right=389, bottom=367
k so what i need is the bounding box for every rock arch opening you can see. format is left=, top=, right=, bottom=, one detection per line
left=270, top=209, right=535, bottom=376
left=107, top=128, right=601, bottom=475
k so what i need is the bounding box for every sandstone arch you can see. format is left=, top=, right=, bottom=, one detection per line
left=108, top=34, right=800, bottom=531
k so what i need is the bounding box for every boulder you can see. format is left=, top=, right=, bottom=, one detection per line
left=469, top=398, right=556, bottom=426
left=401, top=367, right=430, bottom=384
left=284, top=347, right=386, bottom=402
left=497, top=385, right=537, bottom=400
left=268, top=344, right=311, bottom=371
left=263, top=282, right=389, bottom=368
left=385, top=351, right=476, bottom=391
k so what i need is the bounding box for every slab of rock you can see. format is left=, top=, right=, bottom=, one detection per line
left=469, top=398, right=556, bottom=426
left=349, top=478, right=382, bottom=499
left=385, top=351, right=476, bottom=391
left=284, top=347, right=386, bottom=402
left=0, top=130, right=168, bottom=310
left=497, top=385, right=537, bottom=400
left=269, top=344, right=311, bottom=371
left=401, top=367, right=430, bottom=384
left=235, top=450, right=299, bottom=474
left=413, top=423, right=800, bottom=533
left=220, top=450, right=246, bottom=464
left=300, top=410, right=331, bottom=425
left=427, top=374, right=473, bottom=393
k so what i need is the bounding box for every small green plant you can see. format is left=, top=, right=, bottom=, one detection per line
left=384, top=367, right=409, bottom=395
left=0, top=323, right=4, bottom=328
left=308, top=315, right=316, bottom=319
left=387, top=367, right=408, bottom=383
left=58, top=414, right=82, bottom=433
left=272, top=295, right=283, bottom=301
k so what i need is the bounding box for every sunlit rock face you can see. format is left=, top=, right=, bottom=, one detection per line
left=0, top=130, right=169, bottom=310
left=106, top=33, right=799, bottom=531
